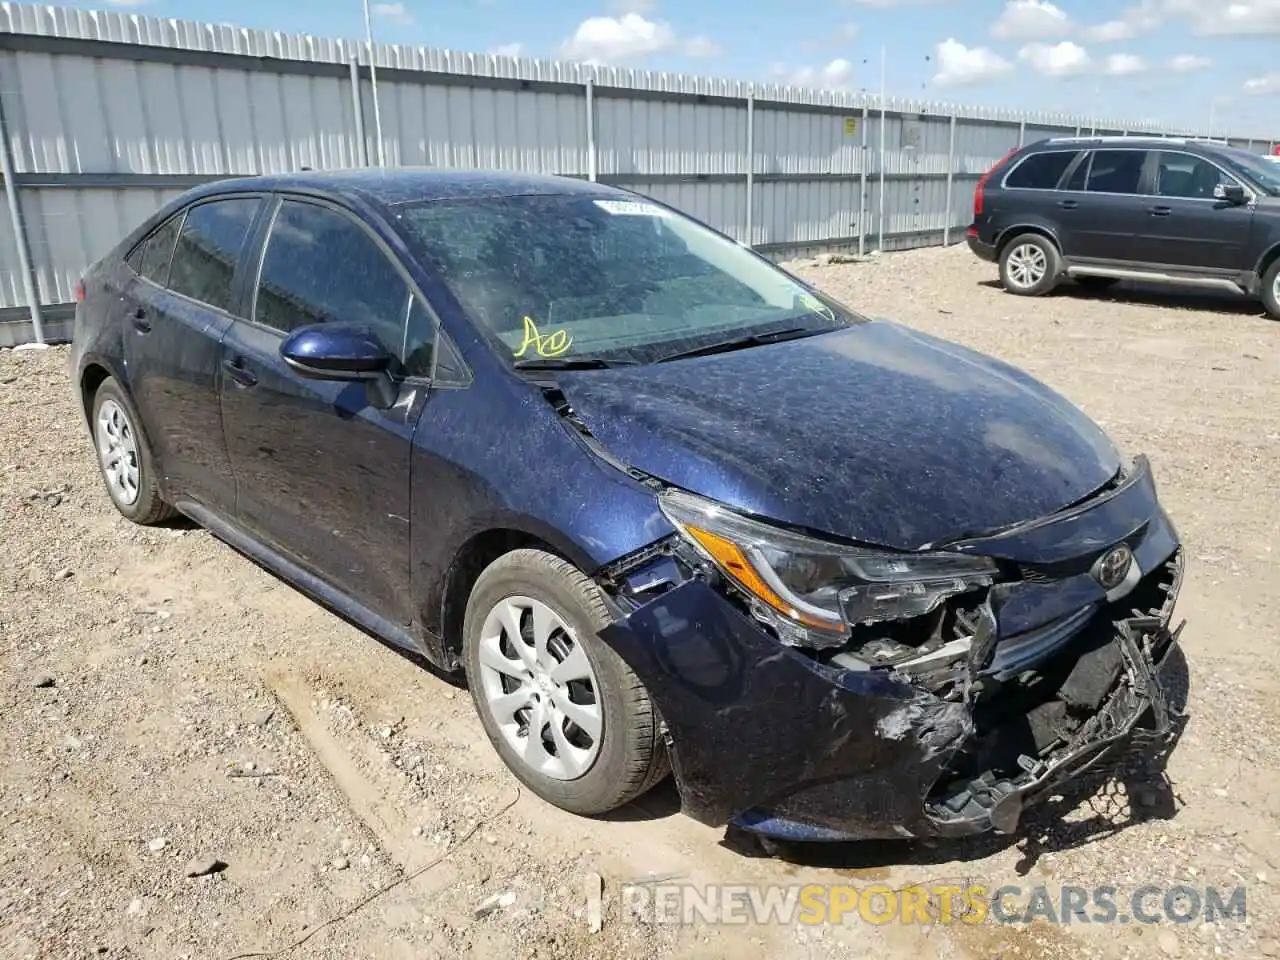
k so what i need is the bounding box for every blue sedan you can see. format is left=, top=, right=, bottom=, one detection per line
left=71, top=170, right=1185, bottom=843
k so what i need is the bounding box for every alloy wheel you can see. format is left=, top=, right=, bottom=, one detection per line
left=95, top=398, right=140, bottom=507
left=475, top=596, right=603, bottom=781
left=1006, top=243, right=1048, bottom=290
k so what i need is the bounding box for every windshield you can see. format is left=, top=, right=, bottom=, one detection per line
left=1219, top=148, right=1280, bottom=196
left=397, top=194, right=859, bottom=367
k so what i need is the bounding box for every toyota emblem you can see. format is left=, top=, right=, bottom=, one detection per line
left=1092, top=544, right=1133, bottom=591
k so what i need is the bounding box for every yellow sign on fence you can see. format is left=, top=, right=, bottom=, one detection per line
left=844, top=117, right=859, bottom=136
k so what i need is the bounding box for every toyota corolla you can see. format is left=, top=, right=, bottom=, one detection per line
left=70, top=170, right=1185, bottom=843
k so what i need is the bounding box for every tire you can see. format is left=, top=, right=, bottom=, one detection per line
left=462, top=548, right=668, bottom=815
left=1074, top=276, right=1119, bottom=291
left=1262, top=259, right=1280, bottom=321
left=89, top=377, right=175, bottom=525
left=998, top=233, right=1062, bottom=297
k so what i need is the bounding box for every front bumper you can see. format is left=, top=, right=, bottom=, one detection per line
left=598, top=462, right=1184, bottom=842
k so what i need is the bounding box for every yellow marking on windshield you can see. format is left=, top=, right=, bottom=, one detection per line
left=513, top=316, right=573, bottom=358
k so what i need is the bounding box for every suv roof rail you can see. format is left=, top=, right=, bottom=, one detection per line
left=1043, top=135, right=1233, bottom=147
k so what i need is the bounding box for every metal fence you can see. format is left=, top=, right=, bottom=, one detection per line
left=0, top=1, right=1275, bottom=346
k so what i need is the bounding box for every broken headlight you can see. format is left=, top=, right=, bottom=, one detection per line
left=659, top=489, right=997, bottom=648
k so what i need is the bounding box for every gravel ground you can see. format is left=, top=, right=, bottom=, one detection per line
left=2, top=243, right=1278, bottom=960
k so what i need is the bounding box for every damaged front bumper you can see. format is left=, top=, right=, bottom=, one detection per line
left=597, top=460, right=1186, bottom=842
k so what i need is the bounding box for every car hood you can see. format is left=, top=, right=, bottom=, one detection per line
left=556, top=321, right=1121, bottom=550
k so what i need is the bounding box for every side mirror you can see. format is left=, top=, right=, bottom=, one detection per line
left=280, top=323, right=397, bottom=408
left=1214, top=183, right=1247, bottom=204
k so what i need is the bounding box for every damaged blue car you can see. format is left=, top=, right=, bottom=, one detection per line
left=71, top=170, right=1185, bottom=843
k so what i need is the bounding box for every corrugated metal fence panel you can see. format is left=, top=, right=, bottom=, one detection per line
left=955, top=120, right=1023, bottom=176
left=595, top=96, right=745, bottom=176
left=14, top=186, right=182, bottom=305
left=1, top=50, right=361, bottom=174
left=754, top=106, right=864, bottom=175
left=628, top=179, right=747, bottom=242
left=376, top=78, right=588, bottom=174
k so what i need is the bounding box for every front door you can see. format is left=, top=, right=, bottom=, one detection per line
left=219, top=196, right=437, bottom=623
left=1129, top=150, right=1255, bottom=270
left=121, top=197, right=262, bottom=510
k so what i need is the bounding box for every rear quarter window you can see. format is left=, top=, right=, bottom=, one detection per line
left=1004, top=151, right=1081, bottom=190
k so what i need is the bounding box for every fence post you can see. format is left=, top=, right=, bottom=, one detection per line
left=0, top=87, right=44, bottom=345
left=348, top=57, right=369, bottom=167
left=858, top=104, right=868, bottom=257
left=1017, top=119, right=1026, bottom=147
left=585, top=78, right=597, bottom=182
left=744, top=92, right=754, bottom=247
left=943, top=113, right=956, bottom=246
left=877, top=104, right=886, bottom=252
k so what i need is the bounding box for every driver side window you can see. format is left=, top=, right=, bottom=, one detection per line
left=253, top=198, right=436, bottom=377
left=1156, top=152, right=1235, bottom=200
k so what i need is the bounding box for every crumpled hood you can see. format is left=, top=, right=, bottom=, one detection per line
left=556, top=321, right=1121, bottom=550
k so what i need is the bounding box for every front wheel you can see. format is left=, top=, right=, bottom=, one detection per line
left=998, top=233, right=1062, bottom=297
left=462, top=549, right=668, bottom=815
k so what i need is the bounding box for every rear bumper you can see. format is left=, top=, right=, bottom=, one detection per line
left=966, top=229, right=998, bottom=262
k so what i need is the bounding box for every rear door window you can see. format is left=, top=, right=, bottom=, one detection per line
left=167, top=198, right=261, bottom=312
left=1085, top=150, right=1149, bottom=195
left=135, top=215, right=183, bottom=286
left=1004, top=151, right=1081, bottom=190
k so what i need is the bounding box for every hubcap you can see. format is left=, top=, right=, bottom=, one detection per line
left=95, top=399, right=140, bottom=507
left=476, top=596, right=603, bottom=781
left=1006, top=243, right=1048, bottom=290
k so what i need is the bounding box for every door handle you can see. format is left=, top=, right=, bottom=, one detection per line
left=1056, top=199, right=1078, bottom=210
left=1148, top=206, right=1172, bottom=217
left=222, top=356, right=258, bottom=387
left=131, top=308, right=152, bottom=334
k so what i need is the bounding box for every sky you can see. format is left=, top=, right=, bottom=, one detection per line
left=61, top=0, right=1280, bottom=137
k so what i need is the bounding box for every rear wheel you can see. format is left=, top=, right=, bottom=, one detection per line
left=1262, top=259, right=1280, bottom=321
left=998, top=233, right=1061, bottom=297
left=462, top=549, right=668, bottom=815
left=90, top=377, right=174, bottom=525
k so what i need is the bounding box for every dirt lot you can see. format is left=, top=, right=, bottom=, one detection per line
left=2, top=244, right=1278, bottom=960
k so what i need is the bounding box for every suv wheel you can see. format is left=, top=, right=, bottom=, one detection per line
left=90, top=377, right=175, bottom=525
left=1262, top=259, right=1280, bottom=321
left=462, top=549, right=669, bottom=815
left=999, top=233, right=1061, bottom=297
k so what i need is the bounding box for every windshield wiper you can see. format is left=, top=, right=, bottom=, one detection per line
left=512, top=356, right=639, bottom=371
left=656, top=326, right=817, bottom=363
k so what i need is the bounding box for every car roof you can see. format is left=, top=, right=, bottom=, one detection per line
left=188, top=168, right=625, bottom=207
left=1031, top=136, right=1231, bottom=150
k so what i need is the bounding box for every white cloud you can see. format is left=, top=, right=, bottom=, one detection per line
left=991, top=0, right=1072, bottom=40
left=1168, top=53, right=1211, bottom=72
left=560, top=13, right=674, bottom=63
left=1018, top=40, right=1092, bottom=77
left=371, top=2, right=413, bottom=24
left=931, top=38, right=1013, bottom=86
left=1083, top=2, right=1163, bottom=41
left=786, top=58, right=856, bottom=89
left=1243, top=72, right=1280, bottom=95
left=607, top=0, right=659, bottom=11
left=1167, top=0, right=1280, bottom=34
left=490, top=42, right=523, bottom=58
left=837, top=22, right=860, bottom=41
left=683, top=36, right=722, bottom=57
left=1103, top=53, right=1147, bottom=75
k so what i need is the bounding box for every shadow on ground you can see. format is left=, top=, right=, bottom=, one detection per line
left=978, top=278, right=1265, bottom=317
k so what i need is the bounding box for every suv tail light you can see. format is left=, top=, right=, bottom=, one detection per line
left=74, top=279, right=85, bottom=303
left=974, top=148, right=1018, bottom=218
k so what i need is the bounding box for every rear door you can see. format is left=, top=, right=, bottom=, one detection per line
left=1129, top=150, right=1254, bottom=270
left=996, top=147, right=1082, bottom=245
left=1053, top=148, right=1154, bottom=261
left=121, top=197, right=262, bottom=510
left=219, top=195, right=437, bottom=622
